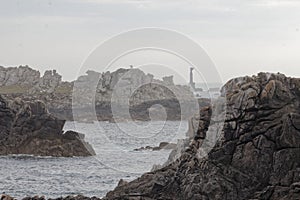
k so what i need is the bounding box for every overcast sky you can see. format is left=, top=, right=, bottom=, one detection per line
left=0, top=0, right=300, bottom=84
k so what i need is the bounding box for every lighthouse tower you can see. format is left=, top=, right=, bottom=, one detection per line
left=189, top=67, right=195, bottom=91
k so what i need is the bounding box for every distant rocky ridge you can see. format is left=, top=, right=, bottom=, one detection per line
left=0, top=65, right=63, bottom=94
left=74, top=68, right=192, bottom=106
left=0, top=95, right=95, bottom=157
left=0, top=65, right=201, bottom=122
left=0, top=65, right=40, bottom=87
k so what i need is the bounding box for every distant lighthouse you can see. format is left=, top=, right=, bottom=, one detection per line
left=189, top=67, right=195, bottom=90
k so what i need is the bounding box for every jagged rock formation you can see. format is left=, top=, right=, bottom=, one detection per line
left=73, top=68, right=193, bottom=106
left=0, top=65, right=40, bottom=87
left=20, top=195, right=101, bottom=200
left=0, top=95, right=95, bottom=157
left=0, top=65, right=197, bottom=121
left=0, top=66, right=64, bottom=94
left=30, top=69, right=62, bottom=93
left=9, top=72, right=300, bottom=200
left=72, top=68, right=198, bottom=122
left=101, top=72, right=300, bottom=200
left=134, top=142, right=177, bottom=151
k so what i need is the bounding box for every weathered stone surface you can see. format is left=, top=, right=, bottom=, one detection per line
left=134, top=142, right=177, bottom=151
left=0, top=66, right=63, bottom=95
left=0, top=95, right=95, bottom=157
left=30, top=70, right=62, bottom=94
left=20, top=195, right=101, bottom=200
left=0, top=65, right=40, bottom=87
left=10, top=72, right=300, bottom=200
left=74, top=68, right=193, bottom=106
left=1, top=66, right=198, bottom=122
left=100, top=72, right=300, bottom=200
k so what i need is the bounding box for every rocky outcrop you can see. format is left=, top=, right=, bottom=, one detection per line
left=29, top=70, right=62, bottom=94
left=0, top=66, right=199, bottom=122
left=101, top=72, right=300, bottom=200
left=134, top=142, right=177, bottom=151
left=74, top=68, right=193, bottom=106
left=73, top=68, right=200, bottom=122
left=17, top=195, right=100, bottom=200
left=0, top=65, right=40, bottom=87
left=0, top=95, right=95, bottom=157
left=1, top=194, right=15, bottom=200
left=1, top=194, right=102, bottom=200
left=0, top=66, right=64, bottom=95
left=8, top=72, right=300, bottom=200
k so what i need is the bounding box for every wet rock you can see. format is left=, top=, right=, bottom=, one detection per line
left=20, top=196, right=102, bottom=200
left=22, top=195, right=46, bottom=200
left=48, top=195, right=101, bottom=200
left=1, top=194, right=15, bottom=200
left=134, top=142, right=177, bottom=151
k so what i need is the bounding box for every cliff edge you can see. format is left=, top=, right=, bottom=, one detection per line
left=102, top=72, right=300, bottom=200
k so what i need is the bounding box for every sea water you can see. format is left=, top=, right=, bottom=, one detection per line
left=0, top=120, right=188, bottom=199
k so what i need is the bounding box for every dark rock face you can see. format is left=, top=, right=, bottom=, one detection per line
left=20, top=195, right=101, bottom=200
left=0, top=95, right=95, bottom=157
left=102, top=73, right=300, bottom=200
left=134, top=142, right=177, bottom=151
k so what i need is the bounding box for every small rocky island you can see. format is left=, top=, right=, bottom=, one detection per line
left=0, top=95, right=95, bottom=157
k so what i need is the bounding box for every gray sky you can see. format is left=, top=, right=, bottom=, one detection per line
left=0, top=0, right=300, bottom=84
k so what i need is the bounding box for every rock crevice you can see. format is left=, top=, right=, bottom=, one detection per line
left=0, top=95, right=95, bottom=157
left=103, top=72, right=300, bottom=200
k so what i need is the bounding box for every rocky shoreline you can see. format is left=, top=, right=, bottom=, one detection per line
left=99, top=72, right=300, bottom=200
left=2, top=72, right=300, bottom=199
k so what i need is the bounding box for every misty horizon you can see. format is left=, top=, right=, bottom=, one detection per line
left=1, top=0, right=300, bottom=83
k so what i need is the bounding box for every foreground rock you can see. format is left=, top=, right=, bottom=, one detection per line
left=0, top=95, right=95, bottom=157
left=102, top=72, right=300, bottom=200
